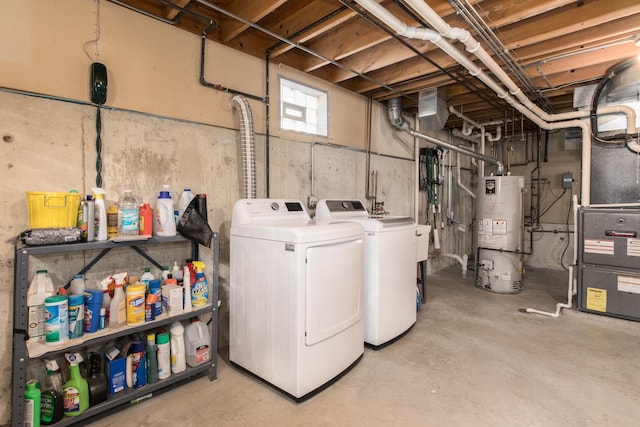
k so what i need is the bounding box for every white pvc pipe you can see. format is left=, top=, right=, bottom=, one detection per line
left=404, top=0, right=639, bottom=132
left=442, top=253, right=469, bottom=276
left=526, top=266, right=573, bottom=318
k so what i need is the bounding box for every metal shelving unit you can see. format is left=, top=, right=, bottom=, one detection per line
left=11, top=234, right=219, bottom=426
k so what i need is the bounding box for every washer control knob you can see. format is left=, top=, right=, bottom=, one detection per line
left=270, top=202, right=280, bottom=211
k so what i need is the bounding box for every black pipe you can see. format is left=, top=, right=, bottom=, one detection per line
left=200, top=23, right=265, bottom=102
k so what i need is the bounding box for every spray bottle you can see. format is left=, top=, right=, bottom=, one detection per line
left=92, top=188, right=108, bottom=241
left=191, top=261, right=208, bottom=307
left=62, top=353, right=89, bottom=416
left=40, top=359, right=64, bottom=425
left=109, top=272, right=127, bottom=328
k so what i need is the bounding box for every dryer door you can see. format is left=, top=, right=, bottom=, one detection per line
left=305, top=238, right=364, bottom=346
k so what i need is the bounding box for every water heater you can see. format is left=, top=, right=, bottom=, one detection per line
left=475, top=175, right=525, bottom=293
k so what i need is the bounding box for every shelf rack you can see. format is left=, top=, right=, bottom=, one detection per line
left=11, top=234, right=219, bottom=426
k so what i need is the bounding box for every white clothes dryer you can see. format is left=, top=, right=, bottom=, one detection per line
left=315, top=199, right=417, bottom=348
left=230, top=199, right=365, bottom=401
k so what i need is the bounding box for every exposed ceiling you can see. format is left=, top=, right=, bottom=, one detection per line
left=109, top=0, right=640, bottom=134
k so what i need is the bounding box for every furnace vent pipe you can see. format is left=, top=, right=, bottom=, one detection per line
left=231, top=94, right=257, bottom=199
left=388, top=98, right=504, bottom=172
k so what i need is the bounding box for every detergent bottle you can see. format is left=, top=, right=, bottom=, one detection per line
left=92, top=188, right=108, bottom=241
left=185, top=317, right=210, bottom=367
left=155, top=187, right=176, bottom=236
left=191, top=261, right=208, bottom=307
left=62, top=353, right=89, bottom=416
left=27, top=270, right=56, bottom=342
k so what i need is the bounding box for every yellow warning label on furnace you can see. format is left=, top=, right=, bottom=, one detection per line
left=586, top=287, right=607, bottom=312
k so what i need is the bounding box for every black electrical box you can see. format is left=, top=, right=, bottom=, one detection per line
left=561, top=172, right=573, bottom=189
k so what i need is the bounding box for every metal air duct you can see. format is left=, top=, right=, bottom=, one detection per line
left=231, top=94, right=257, bottom=199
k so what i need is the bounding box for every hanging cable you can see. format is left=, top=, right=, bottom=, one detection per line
left=95, top=107, right=103, bottom=188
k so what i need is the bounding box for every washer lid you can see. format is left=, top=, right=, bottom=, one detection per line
left=231, top=221, right=364, bottom=243
left=231, top=198, right=310, bottom=226
left=316, top=199, right=415, bottom=230
left=315, top=199, right=369, bottom=223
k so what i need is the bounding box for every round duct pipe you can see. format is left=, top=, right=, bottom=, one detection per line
left=231, top=94, right=257, bottom=199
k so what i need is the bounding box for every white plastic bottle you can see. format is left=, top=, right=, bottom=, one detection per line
left=109, top=278, right=126, bottom=328
left=140, top=267, right=154, bottom=289
left=92, top=188, right=108, bottom=241
left=178, top=188, right=195, bottom=219
left=169, top=321, right=186, bottom=374
left=155, top=189, right=176, bottom=236
left=171, top=261, right=183, bottom=282
left=183, top=265, right=192, bottom=313
left=118, top=189, right=139, bottom=236
left=27, top=270, right=56, bottom=341
left=100, top=278, right=112, bottom=326
left=69, top=274, right=86, bottom=295
left=156, top=332, right=171, bottom=380
left=185, top=317, right=210, bottom=367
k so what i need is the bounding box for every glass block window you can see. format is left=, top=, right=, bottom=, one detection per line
left=279, top=77, right=328, bottom=137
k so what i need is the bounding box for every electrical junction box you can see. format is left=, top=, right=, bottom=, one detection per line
left=561, top=172, right=574, bottom=189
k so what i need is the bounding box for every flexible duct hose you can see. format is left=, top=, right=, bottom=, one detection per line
left=231, top=94, right=257, bottom=199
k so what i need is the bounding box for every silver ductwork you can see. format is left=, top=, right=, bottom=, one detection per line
left=387, top=98, right=503, bottom=172
left=418, top=88, right=449, bottom=130
left=231, top=94, right=257, bottom=199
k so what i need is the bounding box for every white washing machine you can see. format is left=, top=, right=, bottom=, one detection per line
left=230, top=198, right=365, bottom=401
left=316, top=199, right=417, bottom=348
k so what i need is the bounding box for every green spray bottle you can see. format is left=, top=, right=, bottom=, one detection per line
left=63, top=353, right=89, bottom=416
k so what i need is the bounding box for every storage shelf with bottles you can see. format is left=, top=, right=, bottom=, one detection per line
left=11, top=233, right=219, bottom=427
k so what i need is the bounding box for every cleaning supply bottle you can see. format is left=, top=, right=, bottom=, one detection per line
left=107, top=204, right=118, bottom=238
left=191, top=261, right=209, bottom=307
left=140, top=267, right=154, bottom=290
left=69, top=274, right=86, bottom=295
left=109, top=273, right=127, bottom=328
left=183, top=264, right=192, bottom=313
left=146, top=333, right=159, bottom=384
left=171, top=261, right=183, bottom=283
left=24, top=379, right=41, bottom=427
left=81, top=195, right=95, bottom=242
left=92, top=188, right=108, bottom=241
left=62, top=353, right=89, bottom=416
left=161, top=266, right=170, bottom=281
left=169, top=321, right=186, bottom=374
left=100, top=276, right=112, bottom=326
left=118, top=189, right=139, bottom=236
left=138, top=203, right=153, bottom=236
left=27, top=270, right=56, bottom=342
left=178, top=188, right=195, bottom=219
left=185, top=317, right=210, bottom=367
left=40, top=359, right=64, bottom=425
left=157, top=332, right=171, bottom=380
left=85, top=352, right=107, bottom=407
left=128, top=340, right=147, bottom=388
left=155, top=188, right=176, bottom=236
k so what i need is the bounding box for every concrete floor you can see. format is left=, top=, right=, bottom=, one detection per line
left=90, top=266, right=640, bottom=426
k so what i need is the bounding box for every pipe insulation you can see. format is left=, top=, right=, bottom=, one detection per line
left=231, top=94, right=257, bottom=199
